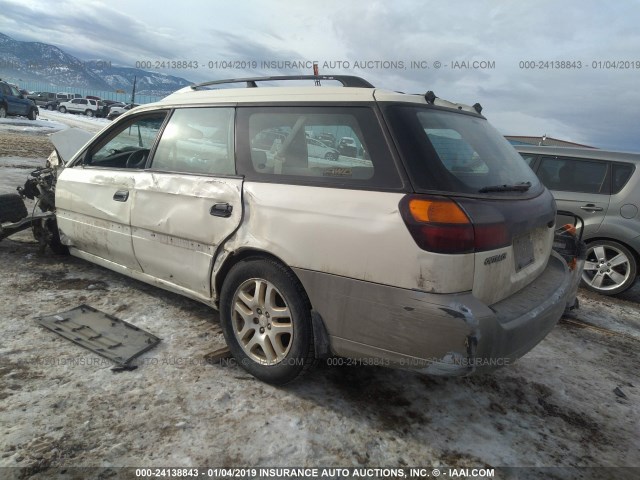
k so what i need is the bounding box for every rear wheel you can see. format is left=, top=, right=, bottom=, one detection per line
left=219, top=258, right=314, bottom=385
left=324, top=152, right=338, bottom=161
left=58, top=106, right=67, bottom=113
left=0, top=105, right=6, bottom=118
left=0, top=193, right=28, bottom=223
left=47, top=104, right=54, bottom=111
left=85, top=109, right=94, bottom=117
left=27, top=108, right=37, bottom=121
left=582, top=240, right=637, bottom=295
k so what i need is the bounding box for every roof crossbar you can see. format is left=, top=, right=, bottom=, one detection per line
left=191, top=75, right=375, bottom=90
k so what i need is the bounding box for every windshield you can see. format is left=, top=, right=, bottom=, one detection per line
left=385, top=105, right=540, bottom=195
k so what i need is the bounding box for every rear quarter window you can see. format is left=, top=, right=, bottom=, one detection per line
left=236, top=106, right=403, bottom=190
left=612, top=163, right=635, bottom=194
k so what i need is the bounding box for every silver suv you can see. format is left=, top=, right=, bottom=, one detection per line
left=516, top=145, right=640, bottom=295
left=44, top=75, right=574, bottom=384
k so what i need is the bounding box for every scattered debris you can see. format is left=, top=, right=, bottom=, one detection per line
left=203, top=346, right=232, bottom=364
left=613, top=387, right=628, bottom=399
left=35, top=304, right=160, bottom=368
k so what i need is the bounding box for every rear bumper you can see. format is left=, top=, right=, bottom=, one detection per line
left=294, top=250, right=573, bottom=375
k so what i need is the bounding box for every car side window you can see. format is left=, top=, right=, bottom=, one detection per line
left=612, top=163, right=634, bottom=194
left=519, top=153, right=537, bottom=167
left=538, top=156, right=608, bottom=194
left=84, top=113, right=167, bottom=168
left=239, top=107, right=402, bottom=187
left=151, top=107, right=235, bottom=175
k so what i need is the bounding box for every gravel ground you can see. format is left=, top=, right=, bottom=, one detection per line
left=1, top=129, right=639, bottom=479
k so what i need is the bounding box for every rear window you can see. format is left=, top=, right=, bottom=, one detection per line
left=384, top=105, right=540, bottom=195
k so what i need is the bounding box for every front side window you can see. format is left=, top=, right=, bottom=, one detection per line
left=385, top=105, right=541, bottom=195
left=538, top=156, right=608, bottom=194
left=84, top=113, right=167, bottom=168
left=238, top=106, right=401, bottom=188
left=151, top=107, right=235, bottom=175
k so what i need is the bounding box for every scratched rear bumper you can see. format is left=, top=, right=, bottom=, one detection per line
left=293, top=251, right=572, bottom=375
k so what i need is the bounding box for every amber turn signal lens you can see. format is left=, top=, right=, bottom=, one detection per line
left=408, top=198, right=470, bottom=224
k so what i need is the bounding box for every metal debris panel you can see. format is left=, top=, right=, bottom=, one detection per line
left=36, top=304, right=160, bottom=365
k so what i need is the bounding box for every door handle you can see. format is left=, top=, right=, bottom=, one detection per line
left=580, top=204, right=603, bottom=212
left=210, top=203, right=233, bottom=218
left=113, top=190, right=129, bottom=202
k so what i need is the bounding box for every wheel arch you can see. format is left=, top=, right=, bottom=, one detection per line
left=213, top=247, right=332, bottom=358
left=584, top=236, right=640, bottom=270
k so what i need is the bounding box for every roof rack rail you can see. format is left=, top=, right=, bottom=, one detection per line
left=190, top=75, right=375, bottom=90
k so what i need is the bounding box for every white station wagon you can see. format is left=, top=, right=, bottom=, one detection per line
left=47, top=75, right=574, bottom=384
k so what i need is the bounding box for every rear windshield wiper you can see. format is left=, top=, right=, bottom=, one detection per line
left=478, top=182, right=531, bottom=193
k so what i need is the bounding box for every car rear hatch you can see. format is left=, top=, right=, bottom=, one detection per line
left=384, top=103, right=556, bottom=304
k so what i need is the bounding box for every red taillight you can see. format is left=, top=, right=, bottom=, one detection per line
left=399, top=195, right=510, bottom=254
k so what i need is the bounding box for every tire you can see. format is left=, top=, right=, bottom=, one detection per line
left=58, top=106, right=66, bottom=113
left=0, top=105, right=6, bottom=118
left=27, top=109, right=37, bottom=121
left=0, top=193, right=28, bottom=223
left=85, top=109, right=94, bottom=117
left=47, top=104, right=54, bottom=111
left=582, top=240, right=638, bottom=295
left=324, top=152, right=338, bottom=161
left=219, top=257, right=315, bottom=385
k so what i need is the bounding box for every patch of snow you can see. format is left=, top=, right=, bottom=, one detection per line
left=0, top=117, right=68, bottom=134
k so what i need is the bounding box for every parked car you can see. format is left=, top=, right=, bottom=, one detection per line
left=28, top=91, right=57, bottom=106
left=316, top=132, right=336, bottom=148
left=337, top=136, right=358, bottom=157
left=516, top=145, right=640, bottom=295
left=58, top=98, right=101, bottom=117
left=0, top=79, right=39, bottom=120
left=43, top=100, right=60, bottom=111
left=306, top=137, right=339, bottom=160
left=106, top=103, right=140, bottom=120
left=37, top=75, right=575, bottom=384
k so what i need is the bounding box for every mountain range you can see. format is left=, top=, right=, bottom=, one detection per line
left=0, top=32, right=193, bottom=96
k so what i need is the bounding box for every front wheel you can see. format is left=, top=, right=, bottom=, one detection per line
left=27, top=109, right=37, bottom=121
left=324, top=152, right=338, bottom=161
left=58, top=106, right=67, bottom=113
left=85, top=109, right=94, bottom=117
left=582, top=240, right=637, bottom=295
left=0, top=105, right=7, bottom=118
left=47, top=104, right=54, bottom=111
left=219, top=258, right=315, bottom=385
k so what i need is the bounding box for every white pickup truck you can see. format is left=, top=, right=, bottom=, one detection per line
left=58, top=98, right=100, bottom=117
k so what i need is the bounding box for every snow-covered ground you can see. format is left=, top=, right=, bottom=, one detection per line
left=38, top=109, right=110, bottom=134
left=0, top=116, right=68, bottom=135
left=0, top=119, right=639, bottom=479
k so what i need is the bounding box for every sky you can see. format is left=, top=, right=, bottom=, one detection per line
left=2, top=0, right=640, bottom=151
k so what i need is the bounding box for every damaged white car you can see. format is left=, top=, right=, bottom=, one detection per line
left=0, top=75, right=582, bottom=384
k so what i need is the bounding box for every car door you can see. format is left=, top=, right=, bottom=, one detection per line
left=130, top=107, right=242, bottom=299
left=537, top=155, right=610, bottom=233
left=55, top=112, right=169, bottom=269
left=3, top=84, right=27, bottom=115
left=70, top=99, right=85, bottom=113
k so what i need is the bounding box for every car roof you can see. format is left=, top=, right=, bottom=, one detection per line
left=514, top=145, right=640, bottom=163
left=155, top=85, right=482, bottom=114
